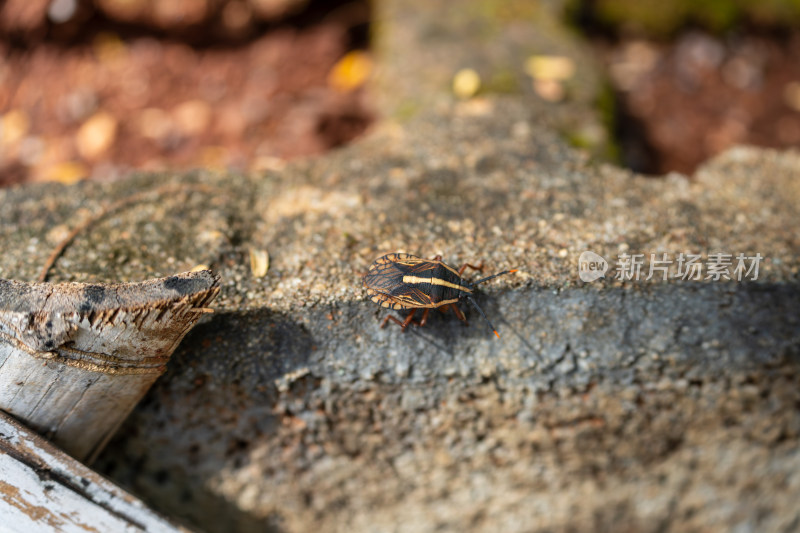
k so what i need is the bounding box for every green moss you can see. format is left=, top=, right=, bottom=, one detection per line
left=483, top=69, right=521, bottom=94
left=746, top=0, right=800, bottom=25
left=595, top=83, right=617, bottom=137
left=467, top=0, right=545, bottom=25
left=392, top=99, right=422, bottom=122
left=567, top=0, right=800, bottom=38
left=564, top=130, right=591, bottom=150
left=563, top=82, right=620, bottom=164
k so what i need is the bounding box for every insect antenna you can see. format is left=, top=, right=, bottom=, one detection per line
left=467, top=268, right=517, bottom=338
left=470, top=269, right=518, bottom=287
left=466, top=296, right=502, bottom=339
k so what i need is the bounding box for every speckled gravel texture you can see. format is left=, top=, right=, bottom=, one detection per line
left=2, top=1, right=800, bottom=532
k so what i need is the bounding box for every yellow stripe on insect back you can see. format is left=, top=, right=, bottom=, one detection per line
left=401, top=275, right=471, bottom=292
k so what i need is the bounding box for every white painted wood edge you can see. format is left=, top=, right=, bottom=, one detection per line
left=0, top=410, right=193, bottom=533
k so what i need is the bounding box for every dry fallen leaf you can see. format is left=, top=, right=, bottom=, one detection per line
left=328, top=50, right=373, bottom=92
left=524, top=55, right=576, bottom=81
left=249, top=248, right=270, bottom=277
left=453, top=68, right=481, bottom=99
left=76, top=111, right=118, bottom=160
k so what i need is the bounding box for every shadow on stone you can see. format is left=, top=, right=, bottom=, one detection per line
left=95, top=308, right=316, bottom=533
left=92, top=280, right=800, bottom=532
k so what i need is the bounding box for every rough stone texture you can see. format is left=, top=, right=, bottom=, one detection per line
left=0, top=1, right=798, bottom=532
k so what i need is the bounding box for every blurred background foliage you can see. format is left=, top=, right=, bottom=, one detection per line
left=568, top=0, right=800, bottom=37
left=2, top=0, right=800, bottom=184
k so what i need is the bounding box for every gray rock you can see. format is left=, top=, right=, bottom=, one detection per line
left=0, top=1, right=798, bottom=532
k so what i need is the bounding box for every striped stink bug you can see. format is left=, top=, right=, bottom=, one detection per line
left=363, top=253, right=517, bottom=338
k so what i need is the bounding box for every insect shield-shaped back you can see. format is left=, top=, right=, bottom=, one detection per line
left=363, top=253, right=467, bottom=309
left=363, top=253, right=517, bottom=338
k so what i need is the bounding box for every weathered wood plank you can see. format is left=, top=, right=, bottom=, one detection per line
left=0, top=270, right=219, bottom=461
left=0, top=410, right=191, bottom=532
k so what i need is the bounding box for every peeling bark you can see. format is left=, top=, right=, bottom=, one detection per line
left=0, top=270, right=219, bottom=462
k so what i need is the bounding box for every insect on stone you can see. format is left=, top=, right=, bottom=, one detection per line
left=363, top=253, right=517, bottom=338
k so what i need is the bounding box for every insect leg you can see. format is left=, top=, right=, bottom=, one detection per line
left=457, top=262, right=484, bottom=276
left=417, top=308, right=430, bottom=327
left=381, top=309, right=427, bottom=332
left=400, top=309, right=418, bottom=331
left=382, top=309, right=415, bottom=330
left=452, top=304, right=468, bottom=324
left=380, top=314, right=405, bottom=329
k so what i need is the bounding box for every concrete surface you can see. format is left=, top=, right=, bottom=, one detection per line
left=0, top=0, right=797, bottom=532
